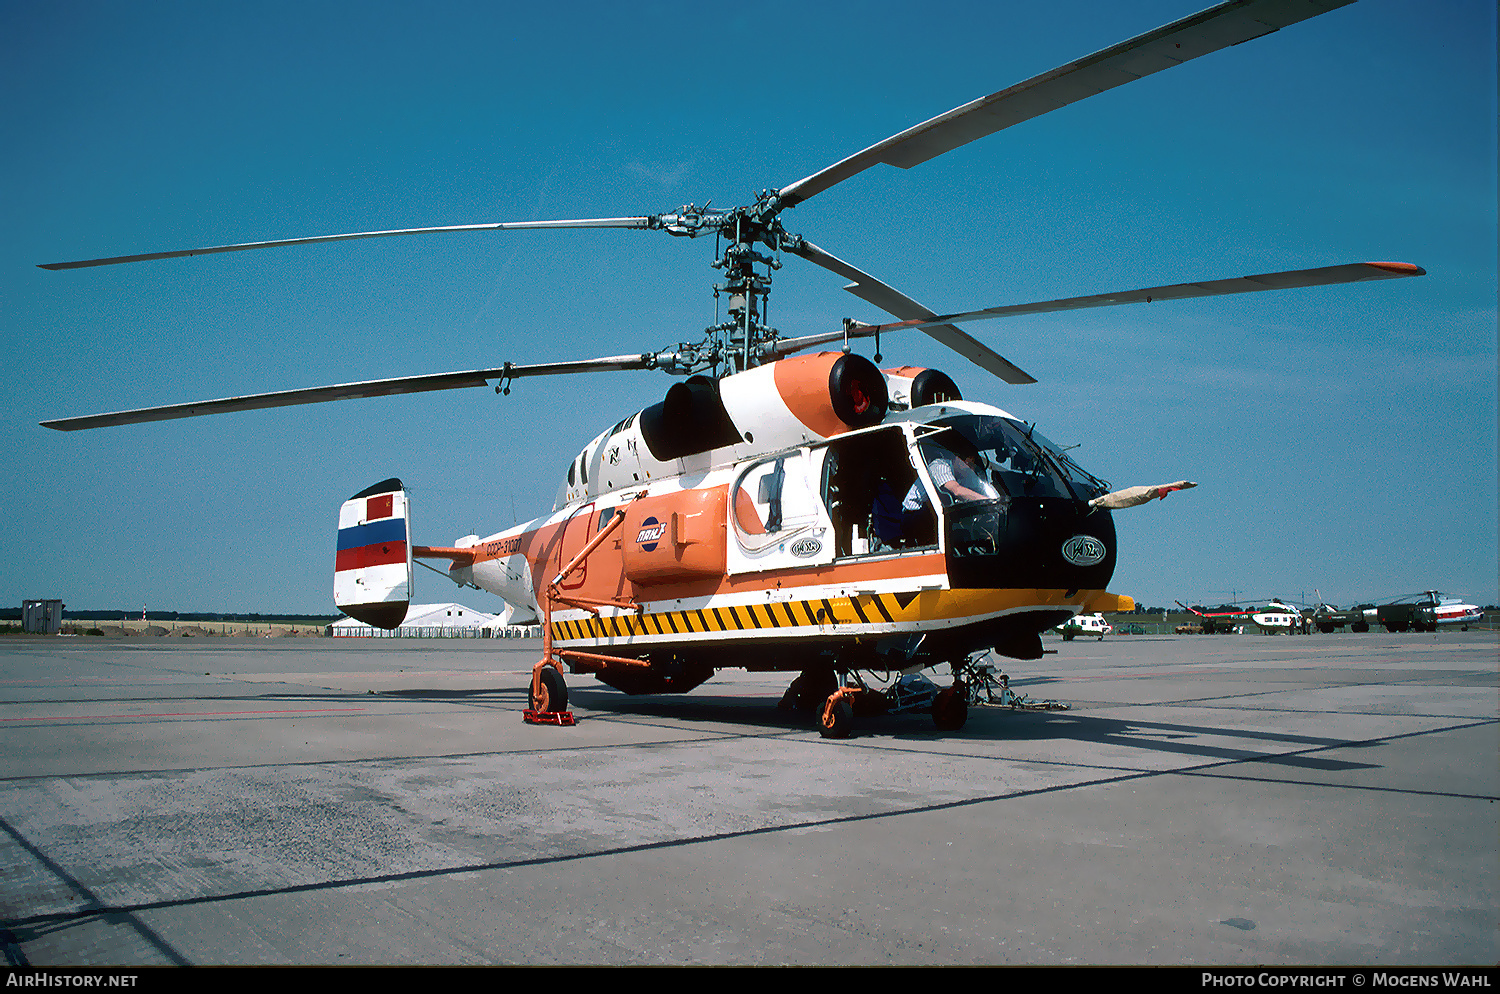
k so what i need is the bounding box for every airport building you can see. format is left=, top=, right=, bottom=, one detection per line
left=21, top=600, right=64, bottom=634
left=330, top=602, right=537, bottom=638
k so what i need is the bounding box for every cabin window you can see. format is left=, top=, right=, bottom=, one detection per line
left=731, top=451, right=822, bottom=553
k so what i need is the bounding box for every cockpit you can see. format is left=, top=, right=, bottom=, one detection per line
left=805, top=412, right=1117, bottom=589
left=911, top=414, right=1109, bottom=505
left=721, top=407, right=1117, bottom=592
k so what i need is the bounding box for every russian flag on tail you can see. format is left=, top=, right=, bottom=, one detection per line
left=334, top=478, right=412, bottom=630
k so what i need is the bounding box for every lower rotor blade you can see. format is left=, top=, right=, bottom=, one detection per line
left=39, top=217, right=656, bottom=271
left=790, top=240, right=1037, bottom=384
left=857, top=262, right=1427, bottom=335
left=41, top=354, right=658, bottom=431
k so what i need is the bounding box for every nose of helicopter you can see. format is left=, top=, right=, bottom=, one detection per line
left=944, top=495, right=1117, bottom=593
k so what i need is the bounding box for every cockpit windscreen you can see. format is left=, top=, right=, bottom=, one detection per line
left=917, top=415, right=1109, bottom=503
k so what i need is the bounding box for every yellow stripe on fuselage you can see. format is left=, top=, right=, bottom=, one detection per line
left=548, top=588, right=1098, bottom=646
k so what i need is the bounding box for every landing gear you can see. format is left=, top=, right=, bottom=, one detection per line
left=819, top=694, right=854, bottom=739
left=531, top=665, right=568, bottom=712
left=779, top=666, right=838, bottom=712
left=525, top=663, right=575, bottom=725
left=797, top=668, right=973, bottom=738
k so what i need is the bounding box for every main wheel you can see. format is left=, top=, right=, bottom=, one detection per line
left=779, top=666, right=838, bottom=711
left=932, top=686, right=968, bottom=732
left=530, top=666, right=568, bottom=713
left=819, top=697, right=853, bottom=739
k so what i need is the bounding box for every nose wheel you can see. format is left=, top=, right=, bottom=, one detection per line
left=810, top=674, right=970, bottom=738
left=819, top=693, right=854, bottom=739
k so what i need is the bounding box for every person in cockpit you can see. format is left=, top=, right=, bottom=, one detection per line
left=904, top=436, right=998, bottom=510
left=872, top=433, right=1003, bottom=551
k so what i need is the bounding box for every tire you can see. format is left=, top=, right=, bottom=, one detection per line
left=531, top=666, right=568, bottom=713
left=819, top=698, right=853, bottom=739
left=779, top=667, right=838, bottom=711
left=932, top=686, right=968, bottom=732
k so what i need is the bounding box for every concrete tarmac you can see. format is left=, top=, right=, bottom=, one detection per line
left=0, top=631, right=1494, bottom=966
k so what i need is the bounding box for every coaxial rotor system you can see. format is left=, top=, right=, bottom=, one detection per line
left=39, top=0, right=1423, bottom=432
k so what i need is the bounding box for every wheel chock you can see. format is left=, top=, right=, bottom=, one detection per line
left=523, top=709, right=576, bottom=726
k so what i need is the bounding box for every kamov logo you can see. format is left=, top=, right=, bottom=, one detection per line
left=636, top=517, right=667, bottom=552
left=1061, top=534, right=1106, bottom=566
left=790, top=537, right=822, bottom=558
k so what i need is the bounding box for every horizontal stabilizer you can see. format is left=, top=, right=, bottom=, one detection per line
left=334, top=479, right=412, bottom=629
left=413, top=546, right=478, bottom=564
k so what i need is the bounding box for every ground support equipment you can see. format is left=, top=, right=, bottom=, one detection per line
left=523, top=708, right=577, bottom=726
left=959, top=653, right=1069, bottom=711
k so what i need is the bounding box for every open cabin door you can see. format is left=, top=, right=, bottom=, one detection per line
left=726, top=448, right=835, bottom=574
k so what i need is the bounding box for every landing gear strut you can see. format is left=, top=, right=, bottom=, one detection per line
left=789, top=666, right=973, bottom=738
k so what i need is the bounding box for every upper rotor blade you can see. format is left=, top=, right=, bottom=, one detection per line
left=40, top=354, right=658, bottom=431
left=39, top=217, right=656, bottom=270
left=854, top=262, right=1428, bottom=335
left=790, top=240, right=1036, bottom=384
left=777, top=0, right=1353, bottom=208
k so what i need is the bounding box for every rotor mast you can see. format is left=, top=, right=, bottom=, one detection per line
left=655, top=191, right=799, bottom=375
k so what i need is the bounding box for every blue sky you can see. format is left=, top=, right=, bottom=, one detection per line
left=3, top=0, right=1495, bottom=616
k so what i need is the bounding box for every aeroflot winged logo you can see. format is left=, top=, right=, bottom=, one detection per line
left=636, top=517, right=667, bottom=552
left=1061, top=534, right=1107, bottom=567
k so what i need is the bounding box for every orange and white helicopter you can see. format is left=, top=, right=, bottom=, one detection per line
left=39, top=0, right=1423, bottom=737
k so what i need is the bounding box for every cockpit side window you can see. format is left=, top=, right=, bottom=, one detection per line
left=914, top=436, right=1005, bottom=506
left=922, top=416, right=1078, bottom=501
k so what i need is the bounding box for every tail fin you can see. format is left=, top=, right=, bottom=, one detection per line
left=334, top=478, right=412, bottom=629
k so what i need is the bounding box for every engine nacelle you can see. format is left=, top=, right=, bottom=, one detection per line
left=882, top=366, right=962, bottom=410
left=558, top=353, right=891, bottom=507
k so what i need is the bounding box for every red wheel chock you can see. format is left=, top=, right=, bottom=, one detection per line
left=523, top=709, right=576, bottom=726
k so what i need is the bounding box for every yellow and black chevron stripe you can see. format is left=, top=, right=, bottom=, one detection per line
left=549, top=591, right=920, bottom=643
left=547, top=587, right=1100, bottom=644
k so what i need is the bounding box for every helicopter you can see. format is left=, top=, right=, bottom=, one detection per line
left=1366, top=591, right=1485, bottom=633
left=1176, top=599, right=1307, bottom=634
left=38, top=0, right=1426, bottom=738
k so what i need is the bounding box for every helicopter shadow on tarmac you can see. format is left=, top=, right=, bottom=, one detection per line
left=558, top=683, right=1385, bottom=769
left=252, top=670, right=1388, bottom=771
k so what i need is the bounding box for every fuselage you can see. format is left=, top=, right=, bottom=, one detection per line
left=441, top=354, right=1131, bottom=677
left=1250, top=601, right=1303, bottom=633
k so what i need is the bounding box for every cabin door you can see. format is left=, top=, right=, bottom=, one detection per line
left=726, top=449, right=835, bottom=574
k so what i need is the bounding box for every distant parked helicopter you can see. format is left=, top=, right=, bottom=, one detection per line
left=1367, top=592, right=1485, bottom=633
left=1177, top=600, right=1307, bottom=634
